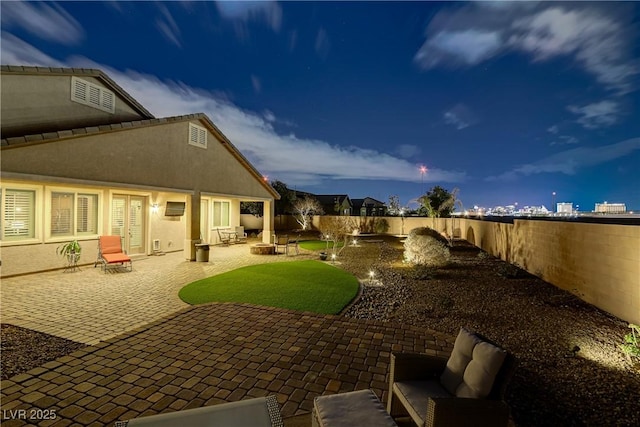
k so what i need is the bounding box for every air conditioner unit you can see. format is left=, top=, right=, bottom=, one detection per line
left=153, top=239, right=161, bottom=252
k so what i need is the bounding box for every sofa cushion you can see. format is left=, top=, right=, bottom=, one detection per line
left=440, top=328, right=481, bottom=395
left=394, top=380, right=451, bottom=425
left=456, top=341, right=507, bottom=398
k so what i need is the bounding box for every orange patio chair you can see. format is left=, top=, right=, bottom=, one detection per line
left=94, top=235, right=132, bottom=273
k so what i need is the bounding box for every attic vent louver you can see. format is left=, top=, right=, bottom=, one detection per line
left=71, top=76, right=116, bottom=114
left=188, top=123, right=207, bottom=149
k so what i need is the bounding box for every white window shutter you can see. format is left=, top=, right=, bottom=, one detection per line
left=3, top=190, right=35, bottom=239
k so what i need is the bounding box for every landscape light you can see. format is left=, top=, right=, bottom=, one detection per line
left=369, top=270, right=375, bottom=279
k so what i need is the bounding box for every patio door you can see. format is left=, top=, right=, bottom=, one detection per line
left=112, top=195, right=146, bottom=255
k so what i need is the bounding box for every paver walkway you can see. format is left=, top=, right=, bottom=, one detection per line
left=1, top=303, right=454, bottom=426
left=0, top=242, right=315, bottom=344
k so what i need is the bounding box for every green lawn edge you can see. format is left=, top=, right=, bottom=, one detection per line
left=179, top=260, right=359, bottom=315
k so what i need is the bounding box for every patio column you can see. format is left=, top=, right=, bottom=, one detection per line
left=262, top=199, right=274, bottom=244
left=184, top=192, right=201, bottom=261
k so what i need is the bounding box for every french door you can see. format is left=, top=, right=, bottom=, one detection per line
left=112, top=195, right=146, bottom=255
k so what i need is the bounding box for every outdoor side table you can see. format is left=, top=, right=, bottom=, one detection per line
left=114, top=396, right=283, bottom=427
left=313, top=389, right=398, bottom=427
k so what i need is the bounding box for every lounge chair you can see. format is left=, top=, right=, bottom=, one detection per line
left=94, top=235, right=132, bottom=273
left=387, top=327, right=517, bottom=427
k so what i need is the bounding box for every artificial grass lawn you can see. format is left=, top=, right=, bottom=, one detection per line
left=179, top=260, right=359, bottom=315
left=298, top=240, right=345, bottom=251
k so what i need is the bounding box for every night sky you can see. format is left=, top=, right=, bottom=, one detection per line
left=2, top=1, right=639, bottom=211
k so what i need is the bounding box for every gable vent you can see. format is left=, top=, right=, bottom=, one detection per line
left=189, top=123, right=207, bottom=148
left=71, top=76, right=116, bottom=114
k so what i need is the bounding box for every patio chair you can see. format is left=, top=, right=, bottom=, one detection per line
left=217, top=228, right=231, bottom=246
left=235, top=226, right=248, bottom=244
left=94, top=235, right=132, bottom=273
left=387, top=327, right=517, bottom=427
left=274, top=235, right=289, bottom=255
left=287, top=234, right=300, bottom=255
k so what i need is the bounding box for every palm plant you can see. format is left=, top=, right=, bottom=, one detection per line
left=56, top=240, right=82, bottom=261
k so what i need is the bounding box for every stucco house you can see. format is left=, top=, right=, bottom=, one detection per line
left=0, top=66, right=278, bottom=277
left=314, top=194, right=352, bottom=216
left=351, top=197, right=387, bottom=217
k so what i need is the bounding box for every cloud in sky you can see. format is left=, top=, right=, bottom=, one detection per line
left=315, top=28, right=331, bottom=60
left=415, top=2, right=638, bottom=95
left=567, top=100, right=620, bottom=130
left=487, top=138, right=640, bottom=181
left=0, top=0, right=84, bottom=46
left=251, top=75, right=262, bottom=94
left=415, top=29, right=502, bottom=68
left=395, top=144, right=421, bottom=159
left=215, top=0, right=282, bottom=32
left=155, top=4, right=182, bottom=48
left=0, top=33, right=466, bottom=187
left=443, top=104, right=478, bottom=130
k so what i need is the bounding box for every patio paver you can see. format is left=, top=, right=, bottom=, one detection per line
left=0, top=241, right=315, bottom=345
left=0, top=303, right=454, bottom=426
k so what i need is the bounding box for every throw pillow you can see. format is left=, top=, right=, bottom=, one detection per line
left=440, top=327, right=481, bottom=395
left=456, top=341, right=507, bottom=398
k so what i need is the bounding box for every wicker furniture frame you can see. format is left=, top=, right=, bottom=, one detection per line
left=387, top=334, right=517, bottom=427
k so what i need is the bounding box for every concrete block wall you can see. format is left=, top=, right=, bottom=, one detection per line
left=310, top=215, right=639, bottom=325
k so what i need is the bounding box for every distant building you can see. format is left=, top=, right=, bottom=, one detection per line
left=314, top=194, right=353, bottom=216
left=595, top=202, right=626, bottom=213
left=351, top=197, right=387, bottom=217
left=557, top=202, right=573, bottom=213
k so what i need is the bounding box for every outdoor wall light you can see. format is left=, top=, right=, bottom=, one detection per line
left=151, top=203, right=159, bottom=213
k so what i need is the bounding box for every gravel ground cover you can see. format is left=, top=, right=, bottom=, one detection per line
left=0, top=324, right=85, bottom=380
left=2, top=235, right=638, bottom=426
left=340, top=236, right=640, bottom=427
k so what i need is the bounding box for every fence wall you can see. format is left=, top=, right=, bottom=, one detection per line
left=290, top=214, right=639, bottom=325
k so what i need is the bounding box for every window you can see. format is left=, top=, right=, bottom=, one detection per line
left=213, top=201, right=230, bottom=227
left=189, top=123, right=207, bottom=148
left=50, top=191, right=99, bottom=237
left=51, top=192, right=73, bottom=236
left=2, top=189, right=35, bottom=240
left=77, top=194, right=98, bottom=234
left=71, top=76, right=115, bottom=113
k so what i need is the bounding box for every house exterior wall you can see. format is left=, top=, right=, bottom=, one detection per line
left=1, top=119, right=276, bottom=272
left=319, top=215, right=639, bottom=325
left=1, top=120, right=269, bottom=197
left=1, top=68, right=277, bottom=271
left=0, top=180, right=190, bottom=277
left=1, top=74, right=145, bottom=138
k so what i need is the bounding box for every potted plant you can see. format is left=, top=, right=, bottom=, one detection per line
left=57, top=240, right=82, bottom=267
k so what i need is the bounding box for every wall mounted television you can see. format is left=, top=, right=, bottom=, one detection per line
left=165, top=201, right=186, bottom=216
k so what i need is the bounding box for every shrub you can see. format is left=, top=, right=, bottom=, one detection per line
left=374, top=218, right=389, bottom=234
left=403, top=227, right=451, bottom=267
left=620, top=324, right=640, bottom=361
